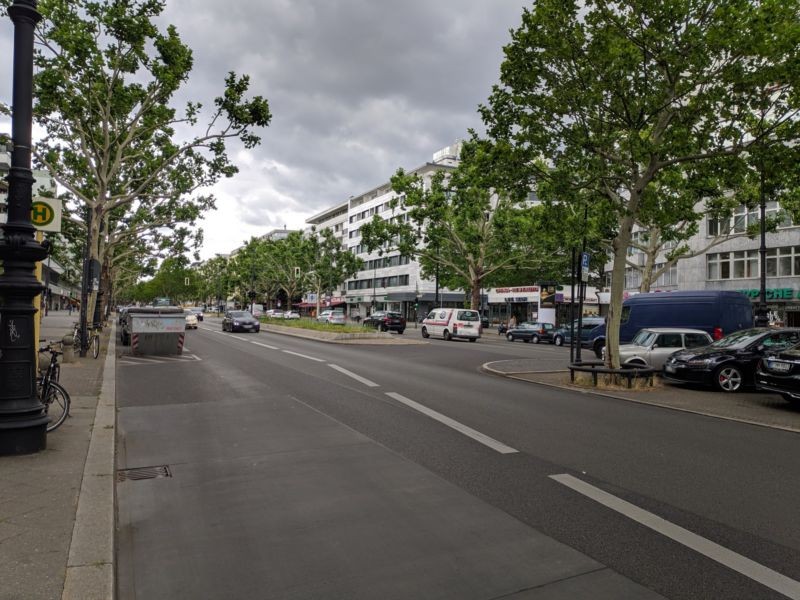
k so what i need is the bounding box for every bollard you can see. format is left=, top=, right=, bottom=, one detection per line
left=62, top=334, right=75, bottom=363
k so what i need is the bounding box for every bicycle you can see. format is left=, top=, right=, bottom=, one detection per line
left=72, top=322, right=100, bottom=359
left=37, top=341, right=71, bottom=432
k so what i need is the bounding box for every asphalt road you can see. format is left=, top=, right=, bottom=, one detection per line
left=115, top=322, right=800, bottom=599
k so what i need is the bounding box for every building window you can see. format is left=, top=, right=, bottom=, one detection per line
left=706, top=246, right=800, bottom=280
left=624, top=267, right=641, bottom=289
left=654, top=262, right=678, bottom=286
left=707, top=201, right=792, bottom=236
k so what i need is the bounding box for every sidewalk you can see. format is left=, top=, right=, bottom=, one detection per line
left=483, top=359, right=800, bottom=433
left=0, top=311, right=116, bottom=600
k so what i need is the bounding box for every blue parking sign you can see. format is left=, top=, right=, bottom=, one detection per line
left=580, top=252, right=590, bottom=282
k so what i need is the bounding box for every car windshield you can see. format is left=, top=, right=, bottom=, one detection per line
left=385, top=312, right=401, bottom=318
left=631, top=330, right=657, bottom=346
left=709, top=328, right=765, bottom=349
left=230, top=311, right=251, bottom=318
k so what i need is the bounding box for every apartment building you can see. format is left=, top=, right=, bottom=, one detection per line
left=615, top=200, right=800, bottom=326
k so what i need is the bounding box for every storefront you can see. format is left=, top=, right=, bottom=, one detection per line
left=736, top=287, right=800, bottom=327
left=486, top=285, right=603, bottom=326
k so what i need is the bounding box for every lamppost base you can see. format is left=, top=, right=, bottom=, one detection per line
left=0, top=420, right=47, bottom=455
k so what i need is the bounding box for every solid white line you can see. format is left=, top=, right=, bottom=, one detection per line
left=549, top=474, right=800, bottom=599
left=329, top=364, right=379, bottom=387
left=251, top=341, right=279, bottom=350
left=282, top=350, right=325, bottom=363
left=384, top=392, right=518, bottom=454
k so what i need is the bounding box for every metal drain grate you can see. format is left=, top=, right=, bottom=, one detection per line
left=117, top=465, right=172, bottom=482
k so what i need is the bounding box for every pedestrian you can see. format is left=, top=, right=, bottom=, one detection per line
left=68, top=303, right=73, bottom=316
left=508, top=314, right=517, bottom=329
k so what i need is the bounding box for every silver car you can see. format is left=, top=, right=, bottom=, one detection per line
left=607, top=327, right=713, bottom=369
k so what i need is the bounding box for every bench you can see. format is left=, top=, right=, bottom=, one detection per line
left=569, top=361, right=657, bottom=389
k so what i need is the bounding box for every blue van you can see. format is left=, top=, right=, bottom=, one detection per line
left=584, top=291, right=754, bottom=357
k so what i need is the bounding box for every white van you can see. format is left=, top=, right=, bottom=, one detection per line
left=421, top=308, right=481, bottom=342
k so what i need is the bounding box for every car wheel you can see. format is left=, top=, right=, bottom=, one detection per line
left=468, top=338, right=477, bottom=343
left=506, top=333, right=514, bottom=342
left=532, top=335, right=540, bottom=344
left=593, top=340, right=604, bottom=358
left=714, top=364, right=743, bottom=393
left=397, top=329, right=404, bottom=335
left=380, top=324, right=388, bottom=332
left=443, top=329, right=451, bottom=341
left=421, top=327, right=429, bottom=339
left=554, top=335, right=563, bottom=347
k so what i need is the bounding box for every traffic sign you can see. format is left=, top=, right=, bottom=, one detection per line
left=30, top=197, right=62, bottom=232
left=580, top=252, right=590, bottom=283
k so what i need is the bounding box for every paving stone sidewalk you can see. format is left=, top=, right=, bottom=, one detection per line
left=0, top=311, right=111, bottom=600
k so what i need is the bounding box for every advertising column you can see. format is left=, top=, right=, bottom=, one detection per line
left=538, top=283, right=557, bottom=324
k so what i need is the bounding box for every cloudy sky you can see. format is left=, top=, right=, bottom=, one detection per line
left=1, top=1, right=531, bottom=260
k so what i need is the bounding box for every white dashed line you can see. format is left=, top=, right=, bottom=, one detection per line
left=550, top=473, right=800, bottom=600
left=384, top=392, right=518, bottom=454
left=251, top=341, right=279, bottom=350
left=329, top=364, right=379, bottom=387
left=282, top=350, right=325, bottom=363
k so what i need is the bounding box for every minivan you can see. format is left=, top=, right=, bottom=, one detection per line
left=421, top=308, right=481, bottom=342
left=584, top=291, right=753, bottom=358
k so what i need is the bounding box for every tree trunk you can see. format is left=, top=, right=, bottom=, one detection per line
left=470, top=278, right=481, bottom=310
left=606, top=215, right=636, bottom=370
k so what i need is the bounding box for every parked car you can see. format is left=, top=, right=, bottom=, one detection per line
left=326, top=312, right=346, bottom=325
left=421, top=308, right=481, bottom=342
left=552, top=317, right=605, bottom=347
left=251, top=307, right=264, bottom=318
left=755, top=343, right=800, bottom=405
left=284, top=311, right=300, bottom=320
left=607, top=327, right=713, bottom=370
left=584, top=291, right=754, bottom=358
left=184, top=310, right=199, bottom=330
left=362, top=311, right=406, bottom=333
left=222, top=310, right=261, bottom=333
left=188, top=307, right=204, bottom=321
left=506, top=322, right=556, bottom=344
left=663, top=328, right=800, bottom=392
left=317, top=309, right=344, bottom=323
left=265, top=309, right=284, bottom=319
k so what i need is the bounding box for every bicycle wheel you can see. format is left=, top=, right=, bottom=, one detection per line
left=91, top=333, right=100, bottom=359
left=40, top=380, right=70, bottom=432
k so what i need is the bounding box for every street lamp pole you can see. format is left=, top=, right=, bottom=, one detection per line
left=755, top=158, right=769, bottom=327
left=0, top=0, right=48, bottom=455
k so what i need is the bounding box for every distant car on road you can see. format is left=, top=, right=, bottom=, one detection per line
left=663, top=328, right=800, bottom=393
left=284, top=311, right=300, bottom=320
left=187, top=307, right=204, bottom=322
left=362, top=311, right=406, bottom=333
left=506, top=322, right=556, bottom=344
left=222, top=310, right=261, bottom=333
left=184, top=310, right=199, bottom=330
left=421, top=308, right=480, bottom=342
left=609, top=327, right=713, bottom=370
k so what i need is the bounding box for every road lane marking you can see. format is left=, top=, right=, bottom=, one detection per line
left=329, top=364, right=379, bottom=388
left=384, top=392, right=518, bottom=454
left=251, top=341, right=279, bottom=350
left=282, top=350, right=325, bottom=363
left=549, top=473, right=800, bottom=600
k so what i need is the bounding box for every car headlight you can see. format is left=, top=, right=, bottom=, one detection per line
left=687, top=358, right=712, bottom=366
left=233, top=321, right=240, bottom=326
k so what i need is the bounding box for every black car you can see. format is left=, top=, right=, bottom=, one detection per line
left=663, top=328, right=800, bottom=393
left=755, top=344, right=800, bottom=405
left=505, top=322, right=556, bottom=343
left=222, top=310, right=261, bottom=333
left=362, top=311, right=406, bottom=333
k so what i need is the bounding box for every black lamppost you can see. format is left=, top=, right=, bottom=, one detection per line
left=0, top=0, right=48, bottom=455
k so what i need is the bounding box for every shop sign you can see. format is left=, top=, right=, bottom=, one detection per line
left=495, top=286, right=539, bottom=293
left=738, top=288, right=799, bottom=300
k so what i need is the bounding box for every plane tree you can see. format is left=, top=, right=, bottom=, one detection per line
left=480, top=0, right=800, bottom=368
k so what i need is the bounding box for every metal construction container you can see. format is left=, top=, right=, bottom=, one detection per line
left=123, top=306, right=186, bottom=355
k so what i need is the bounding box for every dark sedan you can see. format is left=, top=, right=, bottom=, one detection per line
left=505, top=322, right=556, bottom=343
left=362, top=311, right=406, bottom=334
left=755, top=344, right=800, bottom=405
left=663, top=328, right=800, bottom=393
left=222, top=310, right=261, bottom=333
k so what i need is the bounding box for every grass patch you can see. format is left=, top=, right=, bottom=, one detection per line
left=260, top=317, right=367, bottom=334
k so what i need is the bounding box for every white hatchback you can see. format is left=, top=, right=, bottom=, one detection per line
left=421, top=308, right=481, bottom=342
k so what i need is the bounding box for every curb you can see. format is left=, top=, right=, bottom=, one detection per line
left=481, top=361, right=800, bottom=435
left=62, top=323, right=116, bottom=600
